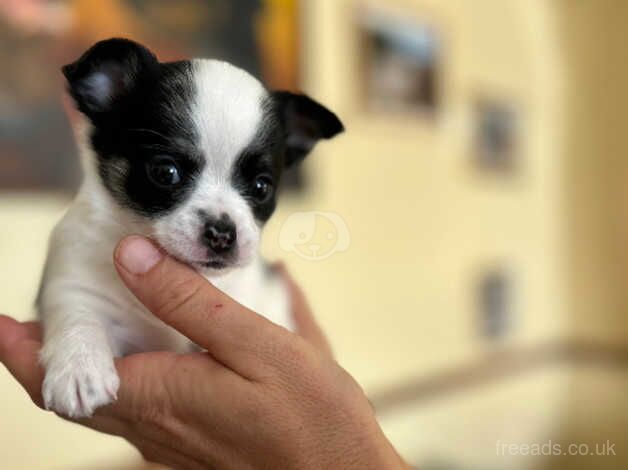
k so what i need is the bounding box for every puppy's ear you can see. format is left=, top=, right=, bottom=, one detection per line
left=62, top=38, right=158, bottom=121
left=273, top=92, right=344, bottom=167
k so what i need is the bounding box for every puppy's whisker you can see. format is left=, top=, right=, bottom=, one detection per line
left=127, top=128, right=170, bottom=141
left=139, top=142, right=175, bottom=153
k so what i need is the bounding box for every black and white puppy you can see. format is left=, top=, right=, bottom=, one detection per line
left=37, top=38, right=343, bottom=418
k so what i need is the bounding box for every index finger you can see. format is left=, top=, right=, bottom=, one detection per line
left=114, top=236, right=294, bottom=380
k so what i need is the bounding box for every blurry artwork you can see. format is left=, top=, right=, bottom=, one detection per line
left=359, top=8, right=440, bottom=115
left=474, top=98, right=518, bottom=172
left=478, top=269, right=513, bottom=340
left=0, top=0, right=300, bottom=192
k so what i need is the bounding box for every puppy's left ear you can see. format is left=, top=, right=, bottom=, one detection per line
left=273, top=92, right=344, bottom=167
left=62, top=38, right=159, bottom=123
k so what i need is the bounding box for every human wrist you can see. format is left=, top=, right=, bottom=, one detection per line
left=358, top=422, right=411, bottom=469
left=311, top=410, right=409, bottom=470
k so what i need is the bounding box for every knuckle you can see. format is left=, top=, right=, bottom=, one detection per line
left=128, top=401, right=177, bottom=446
left=341, top=376, right=365, bottom=405
left=278, top=339, right=316, bottom=376
left=122, top=385, right=163, bottom=427
left=273, top=338, right=329, bottom=388
left=135, top=401, right=166, bottom=427
left=303, top=360, right=364, bottom=409
left=154, top=277, right=205, bottom=321
left=333, top=369, right=369, bottom=414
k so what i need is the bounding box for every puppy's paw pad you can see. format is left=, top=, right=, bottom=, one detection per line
left=42, top=357, right=119, bottom=418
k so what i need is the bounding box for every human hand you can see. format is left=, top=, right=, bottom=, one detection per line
left=0, top=236, right=408, bottom=469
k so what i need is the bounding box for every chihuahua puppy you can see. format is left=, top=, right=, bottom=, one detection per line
left=37, top=38, right=343, bottom=418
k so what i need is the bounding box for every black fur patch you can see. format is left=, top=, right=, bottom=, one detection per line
left=231, top=98, right=285, bottom=222
left=90, top=60, right=202, bottom=217
left=63, top=39, right=201, bottom=217
left=272, top=91, right=344, bottom=167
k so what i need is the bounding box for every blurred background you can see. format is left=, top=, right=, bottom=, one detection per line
left=1, top=0, right=628, bottom=469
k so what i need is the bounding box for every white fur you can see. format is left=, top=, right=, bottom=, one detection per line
left=192, top=60, right=266, bottom=174
left=38, top=60, right=292, bottom=418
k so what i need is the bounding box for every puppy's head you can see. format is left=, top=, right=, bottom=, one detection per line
left=63, top=38, right=343, bottom=273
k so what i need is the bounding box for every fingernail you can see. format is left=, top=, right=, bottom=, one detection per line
left=116, top=236, right=163, bottom=274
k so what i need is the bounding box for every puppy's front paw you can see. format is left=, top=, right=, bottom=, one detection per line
left=42, top=352, right=119, bottom=418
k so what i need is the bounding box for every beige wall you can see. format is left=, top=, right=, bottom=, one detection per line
left=264, top=0, right=566, bottom=393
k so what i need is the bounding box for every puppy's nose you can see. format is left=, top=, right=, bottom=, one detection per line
left=203, top=217, right=237, bottom=254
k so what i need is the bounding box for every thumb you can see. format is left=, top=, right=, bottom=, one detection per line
left=0, top=316, right=45, bottom=407
left=113, top=236, right=290, bottom=380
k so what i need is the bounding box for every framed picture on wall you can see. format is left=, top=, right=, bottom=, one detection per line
left=473, top=97, right=519, bottom=173
left=357, top=5, right=442, bottom=117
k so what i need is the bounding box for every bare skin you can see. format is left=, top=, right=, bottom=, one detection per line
left=0, top=236, right=409, bottom=469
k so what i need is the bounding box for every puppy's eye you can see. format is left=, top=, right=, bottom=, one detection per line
left=146, top=156, right=181, bottom=188
left=252, top=175, right=274, bottom=202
